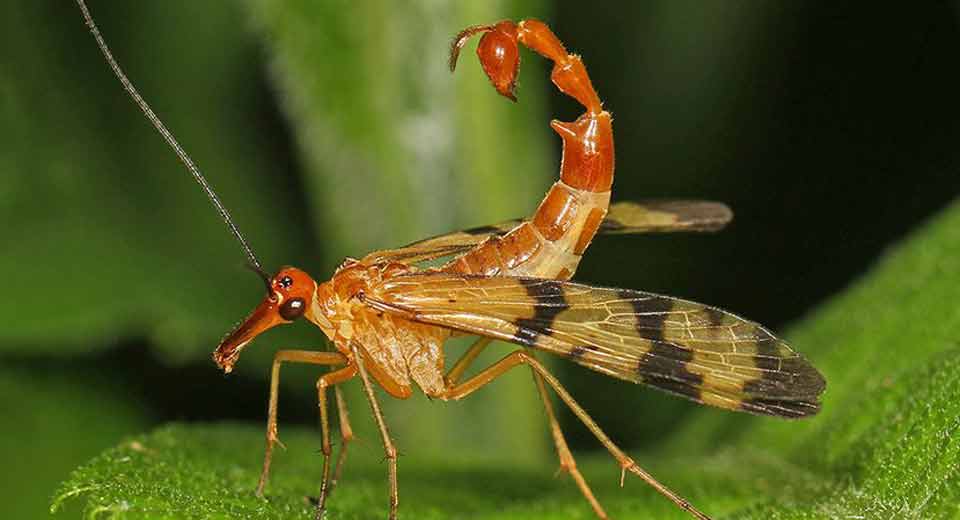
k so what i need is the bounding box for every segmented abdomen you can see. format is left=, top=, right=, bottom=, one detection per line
left=445, top=19, right=614, bottom=280
left=445, top=176, right=610, bottom=280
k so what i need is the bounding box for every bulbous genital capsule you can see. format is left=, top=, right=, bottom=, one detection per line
left=476, top=21, right=520, bottom=101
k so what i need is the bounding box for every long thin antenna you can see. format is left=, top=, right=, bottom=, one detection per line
left=74, top=0, right=270, bottom=286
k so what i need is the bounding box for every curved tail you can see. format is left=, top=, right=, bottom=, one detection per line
left=447, top=20, right=614, bottom=280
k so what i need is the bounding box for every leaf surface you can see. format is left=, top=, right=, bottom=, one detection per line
left=53, top=200, right=960, bottom=518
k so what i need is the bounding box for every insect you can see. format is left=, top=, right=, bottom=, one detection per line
left=76, top=2, right=826, bottom=519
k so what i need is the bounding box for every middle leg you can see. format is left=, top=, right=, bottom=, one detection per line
left=352, top=343, right=400, bottom=520
left=440, top=350, right=712, bottom=520
left=444, top=338, right=606, bottom=517
left=315, top=364, right=358, bottom=517
left=443, top=336, right=492, bottom=386
left=529, top=355, right=607, bottom=519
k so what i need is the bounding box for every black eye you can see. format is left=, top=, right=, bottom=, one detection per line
left=279, top=297, right=306, bottom=321
left=278, top=275, right=293, bottom=289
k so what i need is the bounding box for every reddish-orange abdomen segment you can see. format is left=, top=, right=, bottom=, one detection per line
left=552, top=113, right=614, bottom=192
left=533, top=183, right=581, bottom=241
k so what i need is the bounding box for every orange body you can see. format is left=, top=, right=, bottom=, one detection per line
left=80, top=3, right=821, bottom=516
left=214, top=19, right=615, bottom=400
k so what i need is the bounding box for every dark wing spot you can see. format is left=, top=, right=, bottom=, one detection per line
left=703, top=306, right=726, bottom=327
left=513, top=327, right=539, bottom=345
left=622, top=291, right=704, bottom=399
left=740, top=396, right=822, bottom=419
left=741, top=338, right=826, bottom=418
left=786, top=357, right=827, bottom=397
left=512, top=279, right=569, bottom=347
left=743, top=348, right=826, bottom=397
left=642, top=374, right=703, bottom=402
left=750, top=338, right=781, bottom=372
left=598, top=218, right=626, bottom=232
left=569, top=344, right=600, bottom=360
left=620, top=290, right=670, bottom=341
left=636, top=342, right=704, bottom=402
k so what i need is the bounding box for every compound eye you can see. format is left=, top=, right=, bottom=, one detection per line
left=278, top=275, right=293, bottom=289
left=279, top=297, right=306, bottom=321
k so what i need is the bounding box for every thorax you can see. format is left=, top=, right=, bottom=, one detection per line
left=312, top=259, right=450, bottom=398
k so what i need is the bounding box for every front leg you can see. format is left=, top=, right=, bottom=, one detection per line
left=257, top=349, right=346, bottom=497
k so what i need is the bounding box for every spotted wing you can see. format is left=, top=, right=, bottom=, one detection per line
left=364, top=200, right=733, bottom=265
left=599, top=200, right=732, bottom=234
left=368, top=273, right=824, bottom=418
left=363, top=220, right=522, bottom=264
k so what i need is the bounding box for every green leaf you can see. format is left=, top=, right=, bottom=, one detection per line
left=49, top=422, right=811, bottom=520
left=52, top=200, right=960, bottom=518
left=0, top=363, right=149, bottom=520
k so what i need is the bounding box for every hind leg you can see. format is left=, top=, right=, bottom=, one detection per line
left=530, top=358, right=607, bottom=518
left=440, top=350, right=712, bottom=520
left=446, top=341, right=606, bottom=517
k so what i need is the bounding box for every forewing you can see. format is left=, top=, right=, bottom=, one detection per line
left=368, top=273, right=825, bottom=418
left=361, top=219, right=522, bottom=264
left=363, top=200, right=732, bottom=265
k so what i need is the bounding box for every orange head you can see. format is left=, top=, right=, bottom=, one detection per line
left=213, top=266, right=317, bottom=373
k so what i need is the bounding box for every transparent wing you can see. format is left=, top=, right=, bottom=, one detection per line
left=362, top=220, right=521, bottom=265
left=367, top=273, right=824, bottom=418
left=363, top=200, right=733, bottom=265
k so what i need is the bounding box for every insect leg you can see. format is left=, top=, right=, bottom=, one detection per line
left=315, top=364, right=358, bottom=517
left=352, top=343, right=400, bottom=520
left=330, top=386, right=354, bottom=493
left=443, top=341, right=605, bottom=515
left=443, top=336, right=494, bottom=386
left=440, top=350, right=712, bottom=520
left=529, top=358, right=607, bottom=519
left=257, top=350, right=347, bottom=497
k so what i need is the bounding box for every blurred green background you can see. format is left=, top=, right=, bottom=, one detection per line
left=3, top=1, right=960, bottom=518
